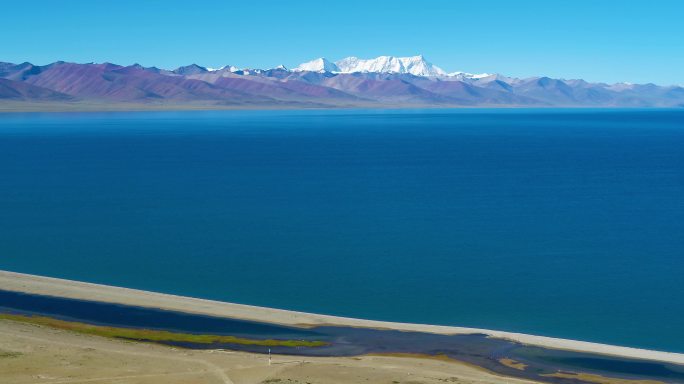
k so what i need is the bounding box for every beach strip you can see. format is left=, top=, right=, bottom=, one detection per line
left=1, top=269, right=682, bottom=365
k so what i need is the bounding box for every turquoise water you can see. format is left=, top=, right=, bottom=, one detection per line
left=0, top=109, right=682, bottom=352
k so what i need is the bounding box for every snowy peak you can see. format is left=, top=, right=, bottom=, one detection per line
left=177, top=56, right=495, bottom=80
left=398, top=55, right=447, bottom=77
left=448, top=71, right=494, bottom=80
left=294, top=58, right=340, bottom=73
left=335, top=55, right=446, bottom=77
left=206, top=65, right=240, bottom=73
left=295, top=55, right=448, bottom=77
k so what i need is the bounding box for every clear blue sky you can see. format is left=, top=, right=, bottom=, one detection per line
left=3, top=0, right=683, bottom=85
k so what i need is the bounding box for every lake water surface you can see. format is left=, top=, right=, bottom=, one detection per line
left=0, top=109, right=682, bottom=352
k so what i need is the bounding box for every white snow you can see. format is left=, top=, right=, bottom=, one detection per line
left=447, top=71, right=492, bottom=80
left=294, top=58, right=340, bottom=73
left=469, top=73, right=493, bottom=79
left=294, top=55, right=491, bottom=79
left=205, top=65, right=240, bottom=72
left=333, top=55, right=447, bottom=77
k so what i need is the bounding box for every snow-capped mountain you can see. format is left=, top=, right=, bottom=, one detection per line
left=295, top=55, right=493, bottom=78
left=334, top=55, right=446, bottom=77
left=207, top=65, right=240, bottom=72
left=448, top=71, right=493, bottom=80
left=294, top=55, right=446, bottom=76
left=3, top=59, right=683, bottom=108
left=294, top=58, right=340, bottom=73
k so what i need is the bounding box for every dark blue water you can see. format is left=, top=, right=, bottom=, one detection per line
left=1, top=109, right=682, bottom=352
left=0, top=290, right=322, bottom=340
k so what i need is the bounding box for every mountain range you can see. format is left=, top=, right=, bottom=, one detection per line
left=2, top=56, right=683, bottom=109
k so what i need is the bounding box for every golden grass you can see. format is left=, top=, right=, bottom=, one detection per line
left=369, top=352, right=458, bottom=363
left=0, top=313, right=328, bottom=348
left=497, top=358, right=527, bottom=371
left=367, top=352, right=500, bottom=375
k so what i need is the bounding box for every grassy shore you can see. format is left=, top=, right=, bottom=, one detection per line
left=0, top=313, right=328, bottom=348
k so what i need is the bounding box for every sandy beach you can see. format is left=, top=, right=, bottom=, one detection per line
left=1, top=270, right=683, bottom=366
left=2, top=317, right=547, bottom=384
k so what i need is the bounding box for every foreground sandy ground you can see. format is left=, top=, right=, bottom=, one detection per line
left=0, top=320, right=539, bottom=384
left=1, top=271, right=683, bottom=366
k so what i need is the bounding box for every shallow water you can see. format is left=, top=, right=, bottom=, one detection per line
left=0, top=109, right=683, bottom=352
left=2, top=290, right=684, bottom=383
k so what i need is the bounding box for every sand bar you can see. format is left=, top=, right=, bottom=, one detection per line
left=1, top=270, right=683, bottom=365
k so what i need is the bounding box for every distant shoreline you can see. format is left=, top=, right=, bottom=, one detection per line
left=0, top=101, right=344, bottom=113
left=1, top=101, right=674, bottom=114
left=1, top=270, right=683, bottom=365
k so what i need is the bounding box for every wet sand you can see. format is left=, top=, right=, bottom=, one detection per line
left=1, top=269, right=683, bottom=366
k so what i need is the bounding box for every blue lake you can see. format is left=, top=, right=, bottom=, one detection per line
left=0, top=109, right=682, bottom=352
